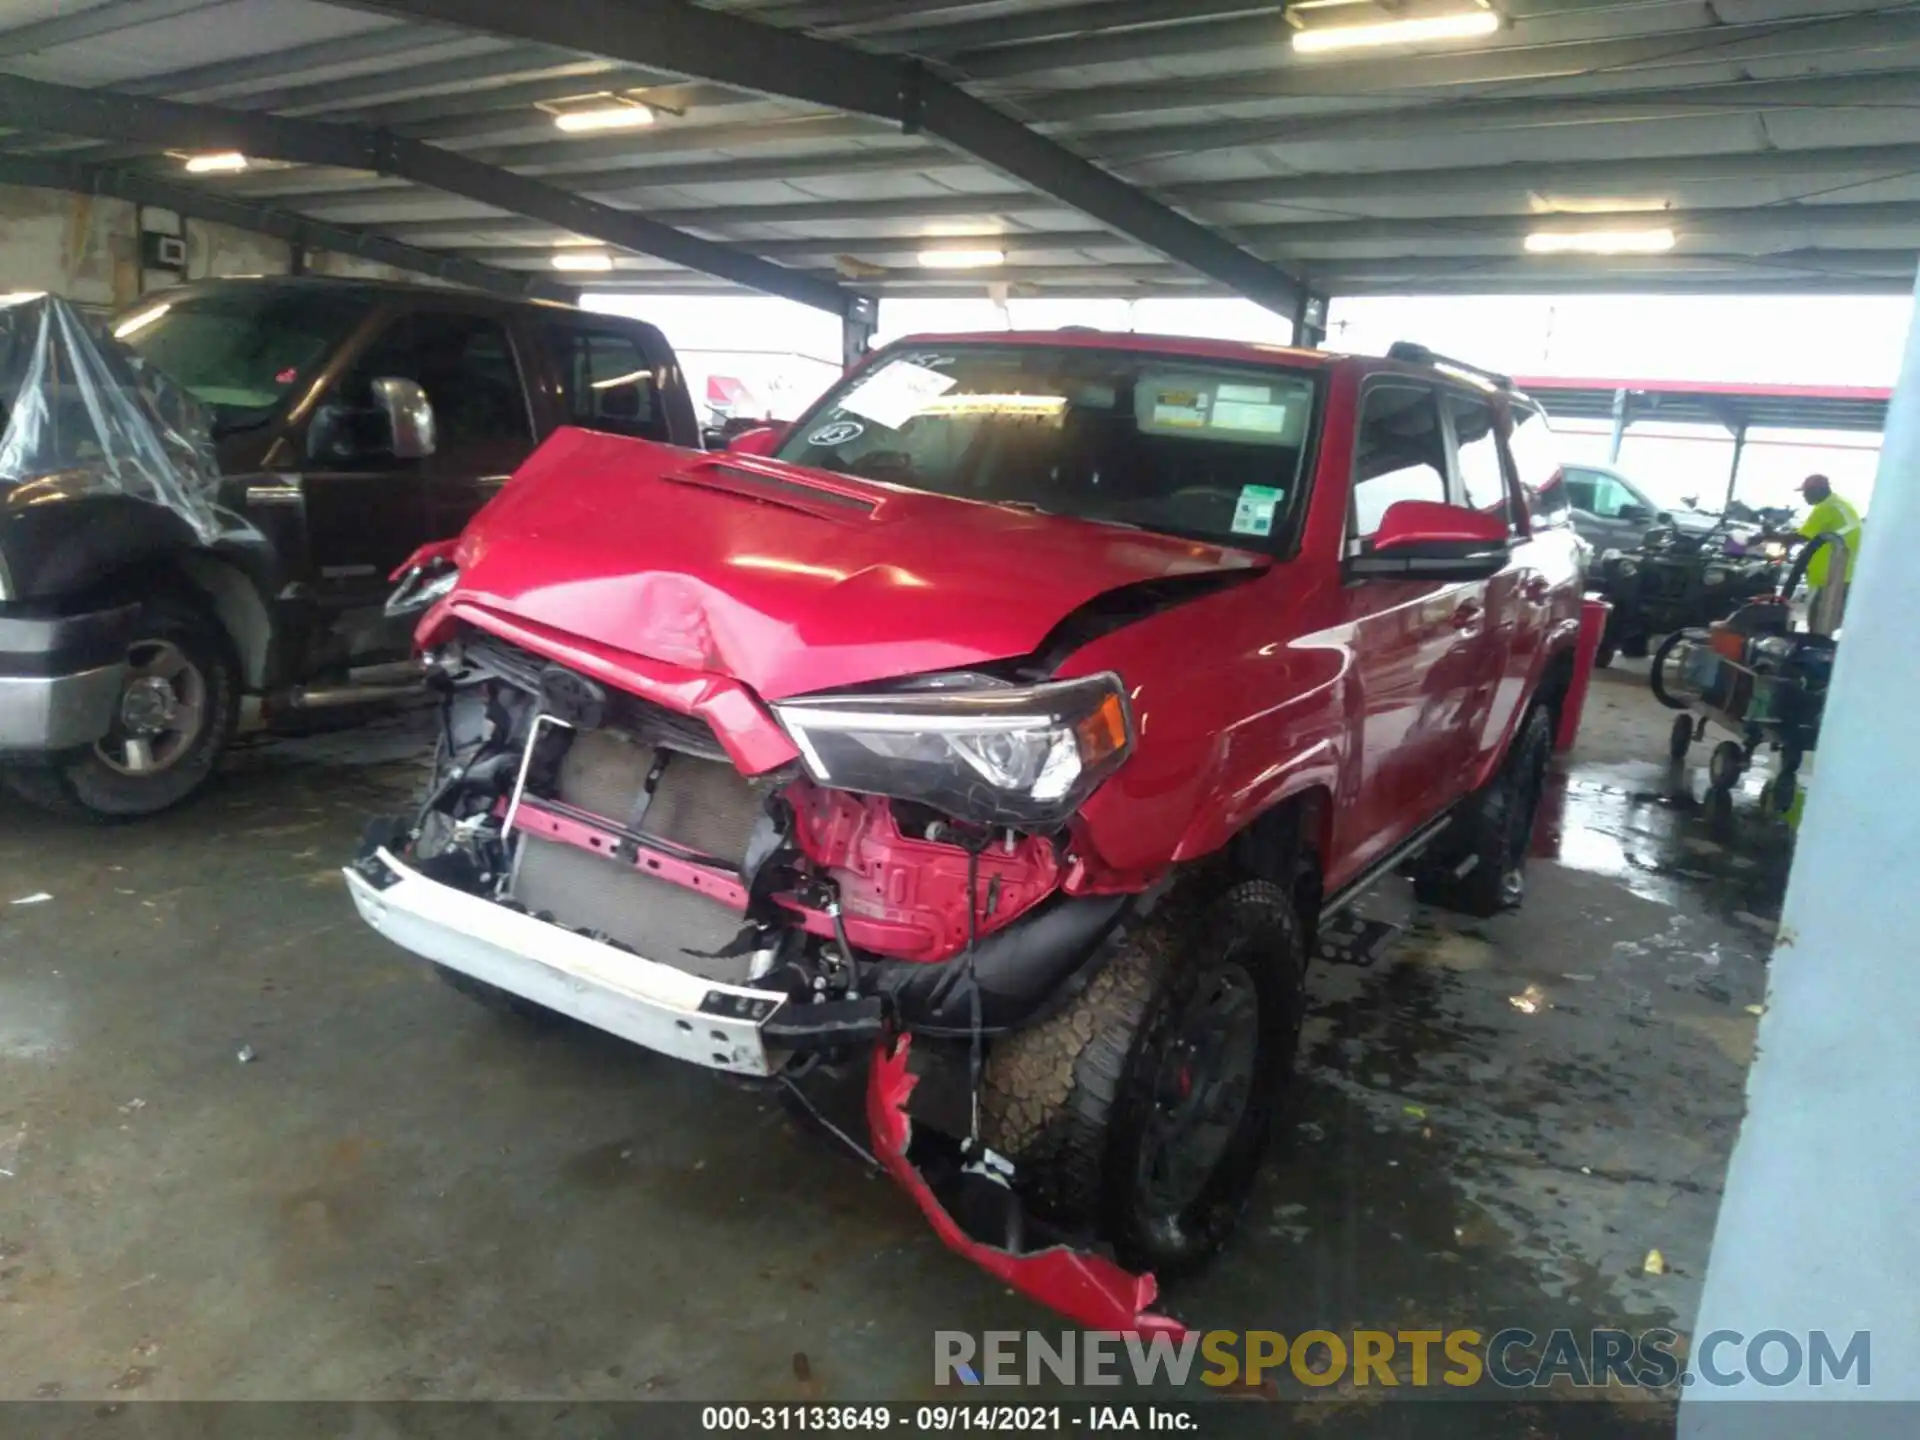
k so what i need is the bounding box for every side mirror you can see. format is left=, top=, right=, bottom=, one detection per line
left=308, top=375, right=437, bottom=462
left=1349, top=500, right=1510, bottom=581
left=724, top=424, right=787, bottom=457
left=372, top=376, right=436, bottom=459
left=1617, top=501, right=1652, bottom=523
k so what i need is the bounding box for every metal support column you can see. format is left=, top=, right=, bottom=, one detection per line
left=842, top=294, right=877, bottom=371
left=1724, top=423, right=1748, bottom=510
left=1294, top=291, right=1328, bottom=349
left=1680, top=262, right=1920, bottom=1433
left=1607, top=387, right=1631, bottom=462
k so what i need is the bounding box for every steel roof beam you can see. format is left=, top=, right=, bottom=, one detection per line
left=351, top=141, right=1920, bottom=241
left=0, top=72, right=856, bottom=316
left=0, top=0, right=223, bottom=59
left=0, top=154, right=571, bottom=300
left=344, top=0, right=1309, bottom=315
left=438, top=200, right=1920, bottom=265
left=967, top=4, right=1920, bottom=89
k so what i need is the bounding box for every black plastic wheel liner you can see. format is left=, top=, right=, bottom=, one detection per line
left=866, top=892, right=1131, bottom=1036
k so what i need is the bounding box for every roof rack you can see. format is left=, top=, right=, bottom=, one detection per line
left=1386, top=341, right=1511, bottom=389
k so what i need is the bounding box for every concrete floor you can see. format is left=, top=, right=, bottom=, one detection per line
left=0, top=666, right=1791, bottom=1430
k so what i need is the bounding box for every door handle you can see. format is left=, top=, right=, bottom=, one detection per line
left=1451, top=602, right=1482, bottom=630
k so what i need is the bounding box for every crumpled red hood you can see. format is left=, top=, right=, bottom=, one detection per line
left=447, top=428, right=1264, bottom=701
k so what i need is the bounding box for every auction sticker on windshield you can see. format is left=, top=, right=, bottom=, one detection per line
left=1231, top=484, right=1282, bottom=538
left=837, top=360, right=957, bottom=430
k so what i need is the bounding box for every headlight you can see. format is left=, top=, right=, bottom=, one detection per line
left=384, top=561, right=459, bottom=617
left=772, top=672, right=1133, bottom=828
left=1762, top=540, right=1789, bottom=560
left=1615, top=557, right=1638, bottom=578
left=1703, top=565, right=1729, bottom=586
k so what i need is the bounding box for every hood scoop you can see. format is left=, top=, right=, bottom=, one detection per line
left=662, top=456, right=880, bottom=521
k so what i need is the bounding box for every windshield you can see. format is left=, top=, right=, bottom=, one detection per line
left=112, top=287, right=371, bottom=429
left=774, top=343, right=1320, bottom=548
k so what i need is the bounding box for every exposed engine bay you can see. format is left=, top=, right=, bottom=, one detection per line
left=355, top=624, right=1135, bottom=1073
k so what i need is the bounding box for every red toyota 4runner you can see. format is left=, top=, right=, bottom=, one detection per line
left=345, top=332, right=1584, bottom=1331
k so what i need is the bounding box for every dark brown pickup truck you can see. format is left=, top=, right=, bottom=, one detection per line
left=0, top=276, right=697, bottom=819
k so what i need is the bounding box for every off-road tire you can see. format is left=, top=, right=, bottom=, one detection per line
left=980, top=880, right=1307, bottom=1274
left=1594, top=641, right=1617, bottom=669
left=433, top=964, right=567, bottom=1029
left=1413, top=704, right=1553, bottom=918
left=2, top=593, right=239, bottom=821
left=1620, top=632, right=1650, bottom=660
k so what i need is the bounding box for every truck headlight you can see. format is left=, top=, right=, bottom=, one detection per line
left=1703, top=565, right=1729, bottom=586
left=772, top=673, right=1133, bottom=828
left=1615, top=557, right=1638, bottom=578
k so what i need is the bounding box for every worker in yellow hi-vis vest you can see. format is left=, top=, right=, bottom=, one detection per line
left=1796, top=473, right=1864, bottom=591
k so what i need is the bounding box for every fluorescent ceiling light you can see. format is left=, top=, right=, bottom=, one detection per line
left=916, top=248, right=1007, bottom=269
left=113, top=302, right=172, bottom=338
left=182, top=151, right=249, bottom=174
left=1292, top=9, right=1499, bottom=53
left=552, top=251, right=616, bottom=271
left=552, top=103, right=655, bottom=133
left=1524, top=228, right=1677, bottom=255
left=1528, top=193, right=1670, bottom=216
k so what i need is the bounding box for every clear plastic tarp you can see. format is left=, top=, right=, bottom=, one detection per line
left=0, top=292, right=221, bottom=541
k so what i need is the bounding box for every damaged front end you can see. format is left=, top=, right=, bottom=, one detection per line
left=345, top=616, right=1172, bottom=1325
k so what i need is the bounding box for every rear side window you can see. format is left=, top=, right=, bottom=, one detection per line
left=1448, top=394, right=1516, bottom=533
left=1351, top=383, right=1446, bottom=540
left=546, top=324, right=670, bottom=442
left=1508, top=403, right=1570, bottom=528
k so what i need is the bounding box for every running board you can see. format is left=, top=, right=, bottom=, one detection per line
left=1321, top=808, right=1458, bottom=918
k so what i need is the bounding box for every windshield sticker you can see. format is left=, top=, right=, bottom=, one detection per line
left=806, top=419, right=865, bottom=447
left=1150, top=387, right=1209, bottom=430
left=1212, top=395, right=1293, bottom=436
left=1230, top=484, right=1283, bottom=538
left=837, top=360, right=958, bottom=430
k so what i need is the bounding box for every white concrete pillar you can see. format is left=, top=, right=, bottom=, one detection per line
left=1680, top=269, right=1920, bottom=1435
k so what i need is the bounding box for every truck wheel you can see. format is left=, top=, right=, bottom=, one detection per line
left=1594, top=641, right=1617, bottom=669
left=1413, top=704, right=1553, bottom=918
left=2, top=595, right=238, bottom=821
left=1620, top=632, right=1650, bottom=660
left=980, top=880, right=1306, bottom=1274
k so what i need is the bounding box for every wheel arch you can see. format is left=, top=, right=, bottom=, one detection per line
left=1226, top=785, right=1332, bottom=948
left=166, top=552, right=271, bottom=691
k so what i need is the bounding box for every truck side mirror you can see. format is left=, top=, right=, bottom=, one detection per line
left=372, top=376, right=437, bottom=459
left=1348, top=499, right=1510, bottom=581
left=307, top=376, right=438, bottom=463
left=724, top=424, right=787, bottom=457
left=1617, top=501, right=1651, bottom=523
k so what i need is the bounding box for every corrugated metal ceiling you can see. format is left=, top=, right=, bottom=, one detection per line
left=0, top=0, right=1916, bottom=306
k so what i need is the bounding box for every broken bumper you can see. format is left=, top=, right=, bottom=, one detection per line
left=345, top=847, right=793, bottom=1076
left=866, top=1034, right=1186, bottom=1338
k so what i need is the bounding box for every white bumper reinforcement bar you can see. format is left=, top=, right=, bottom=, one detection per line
left=344, top=848, right=787, bottom=1076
